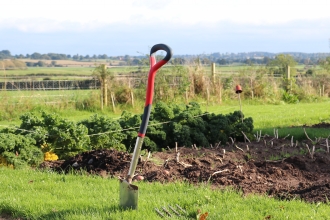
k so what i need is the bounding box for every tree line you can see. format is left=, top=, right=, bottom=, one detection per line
left=1, top=49, right=330, bottom=67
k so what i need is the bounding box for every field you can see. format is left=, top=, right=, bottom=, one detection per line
left=1, top=62, right=330, bottom=219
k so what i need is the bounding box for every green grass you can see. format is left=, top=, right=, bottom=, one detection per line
left=202, top=101, right=330, bottom=140
left=1, top=167, right=330, bottom=220
left=204, top=101, right=330, bottom=128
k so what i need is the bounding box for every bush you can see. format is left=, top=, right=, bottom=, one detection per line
left=78, top=114, right=126, bottom=151
left=0, top=133, right=43, bottom=168
left=119, top=101, right=254, bottom=151
left=17, top=112, right=90, bottom=160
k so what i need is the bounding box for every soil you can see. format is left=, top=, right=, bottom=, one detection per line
left=40, top=125, right=330, bottom=204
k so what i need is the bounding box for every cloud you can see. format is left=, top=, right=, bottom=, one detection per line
left=2, top=0, right=330, bottom=33
left=2, top=18, right=329, bottom=56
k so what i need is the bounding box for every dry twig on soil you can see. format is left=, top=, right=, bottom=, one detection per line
left=254, top=130, right=262, bottom=142
left=229, top=137, right=235, bottom=146
left=234, top=145, right=244, bottom=152
left=274, top=129, right=279, bottom=139
left=305, top=143, right=315, bottom=159
left=207, top=169, right=229, bottom=182
left=241, top=131, right=251, bottom=143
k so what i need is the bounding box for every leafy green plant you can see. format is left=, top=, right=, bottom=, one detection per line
left=78, top=114, right=126, bottom=151
left=282, top=91, right=299, bottom=104
left=16, top=112, right=90, bottom=159
left=119, top=101, right=254, bottom=151
left=0, top=133, right=43, bottom=168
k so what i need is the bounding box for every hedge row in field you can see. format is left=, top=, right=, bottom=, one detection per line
left=0, top=102, right=253, bottom=167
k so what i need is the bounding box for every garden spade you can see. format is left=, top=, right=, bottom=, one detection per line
left=119, top=44, right=172, bottom=209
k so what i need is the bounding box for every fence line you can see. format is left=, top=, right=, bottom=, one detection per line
left=0, top=79, right=100, bottom=91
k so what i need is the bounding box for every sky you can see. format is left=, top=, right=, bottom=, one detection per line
left=1, top=0, right=330, bottom=56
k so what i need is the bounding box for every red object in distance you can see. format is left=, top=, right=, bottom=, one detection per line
left=236, top=85, right=242, bottom=94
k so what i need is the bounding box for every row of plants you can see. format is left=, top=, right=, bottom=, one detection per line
left=0, top=102, right=253, bottom=168
left=87, top=64, right=330, bottom=113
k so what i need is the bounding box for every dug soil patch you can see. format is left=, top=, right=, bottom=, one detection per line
left=40, top=135, right=330, bottom=204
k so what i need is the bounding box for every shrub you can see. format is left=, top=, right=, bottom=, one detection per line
left=17, top=112, right=90, bottom=160
left=0, top=133, right=43, bottom=168
left=78, top=114, right=126, bottom=151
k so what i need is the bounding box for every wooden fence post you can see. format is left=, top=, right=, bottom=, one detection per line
left=131, top=91, right=134, bottom=107
left=286, top=65, right=291, bottom=79
left=111, top=92, right=116, bottom=112
left=211, top=63, right=216, bottom=85
left=100, top=92, right=103, bottom=111
left=285, top=65, right=291, bottom=91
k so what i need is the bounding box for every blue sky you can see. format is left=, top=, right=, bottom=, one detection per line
left=1, top=0, right=330, bottom=56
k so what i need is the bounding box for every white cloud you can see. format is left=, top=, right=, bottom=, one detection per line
left=1, top=0, right=330, bottom=32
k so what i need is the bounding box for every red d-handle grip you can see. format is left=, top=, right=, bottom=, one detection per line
left=138, top=44, right=173, bottom=137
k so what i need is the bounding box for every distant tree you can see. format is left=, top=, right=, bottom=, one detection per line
left=319, top=57, right=330, bottom=73
left=262, top=57, right=271, bottom=64
left=51, top=61, right=57, bottom=66
left=47, top=53, right=67, bottom=60
left=0, top=50, right=11, bottom=56
left=244, top=59, right=253, bottom=66
left=25, top=62, right=34, bottom=67
left=67, top=54, right=71, bottom=59
left=0, top=50, right=12, bottom=59
left=201, top=58, right=211, bottom=65
left=40, top=54, right=51, bottom=60
left=97, top=54, right=107, bottom=59
left=93, top=64, right=113, bottom=108
left=217, top=59, right=227, bottom=65
left=131, top=58, right=140, bottom=65
left=171, top=58, right=185, bottom=65
left=30, top=52, right=42, bottom=59
left=268, top=54, right=297, bottom=76
left=15, top=54, right=24, bottom=59
left=139, top=57, right=149, bottom=66
left=36, top=60, right=46, bottom=67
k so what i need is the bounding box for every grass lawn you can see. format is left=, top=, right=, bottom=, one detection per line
left=1, top=168, right=329, bottom=220
left=202, top=101, right=330, bottom=140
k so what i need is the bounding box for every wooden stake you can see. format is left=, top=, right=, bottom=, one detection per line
left=110, top=92, right=115, bottom=112
left=130, top=91, right=134, bottom=107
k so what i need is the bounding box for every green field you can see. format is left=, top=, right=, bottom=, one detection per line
left=1, top=168, right=329, bottom=220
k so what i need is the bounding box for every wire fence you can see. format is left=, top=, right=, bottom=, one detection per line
left=0, top=79, right=100, bottom=90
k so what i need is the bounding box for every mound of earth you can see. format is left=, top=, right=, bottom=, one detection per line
left=40, top=136, right=330, bottom=204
